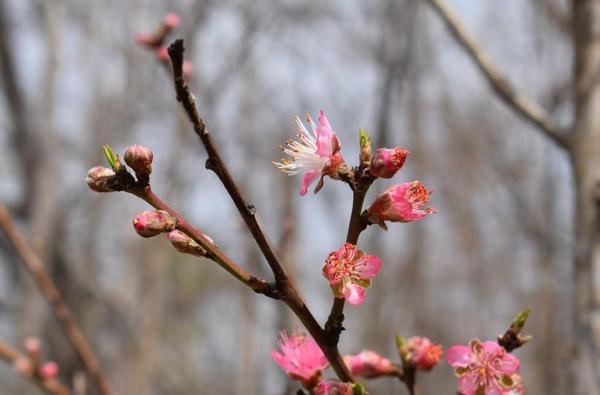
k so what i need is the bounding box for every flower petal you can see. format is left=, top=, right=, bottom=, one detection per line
left=359, top=255, right=382, bottom=278
left=446, top=345, right=472, bottom=368
left=300, top=169, right=320, bottom=196
left=499, top=353, right=520, bottom=375
left=343, top=283, right=366, bottom=305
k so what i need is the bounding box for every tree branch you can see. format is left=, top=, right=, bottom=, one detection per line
left=0, top=340, right=72, bottom=395
left=0, top=203, right=117, bottom=395
left=166, top=39, right=354, bottom=383
left=424, top=0, right=569, bottom=150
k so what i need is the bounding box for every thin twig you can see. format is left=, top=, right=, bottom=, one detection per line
left=166, top=39, right=354, bottom=382
left=0, top=340, right=72, bottom=395
left=129, top=185, right=274, bottom=295
left=0, top=203, right=117, bottom=395
left=425, top=0, right=569, bottom=150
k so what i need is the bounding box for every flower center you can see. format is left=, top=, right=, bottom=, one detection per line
left=406, top=182, right=430, bottom=208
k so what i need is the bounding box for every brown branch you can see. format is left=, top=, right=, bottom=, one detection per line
left=0, top=340, right=72, bottom=395
left=0, top=203, right=117, bottom=395
left=425, top=0, right=569, bottom=150
left=166, top=39, right=354, bottom=383
left=128, top=185, right=274, bottom=296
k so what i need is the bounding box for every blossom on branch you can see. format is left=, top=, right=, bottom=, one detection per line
left=447, top=339, right=521, bottom=395
left=366, top=181, right=437, bottom=228
left=271, top=331, right=328, bottom=388
left=322, top=243, right=382, bottom=305
left=124, top=144, right=153, bottom=178
left=343, top=350, right=396, bottom=378
left=368, top=147, right=410, bottom=179
left=273, top=110, right=347, bottom=196
left=85, top=166, right=116, bottom=193
left=403, top=336, right=443, bottom=371
left=166, top=230, right=206, bottom=257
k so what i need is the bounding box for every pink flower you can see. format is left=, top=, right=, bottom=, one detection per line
left=368, top=147, right=410, bottom=179
left=322, top=243, right=382, bottom=305
left=273, top=110, right=347, bottom=196
left=156, top=46, right=169, bottom=61
left=314, top=379, right=353, bottom=395
left=405, top=337, right=443, bottom=371
left=271, top=331, right=328, bottom=387
left=40, top=362, right=59, bottom=379
left=366, top=181, right=437, bottom=227
left=344, top=350, right=396, bottom=378
left=447, top=339, right=521, bottom=395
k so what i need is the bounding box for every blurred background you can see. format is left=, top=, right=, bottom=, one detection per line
left=0, top=0, right=575, bottom=394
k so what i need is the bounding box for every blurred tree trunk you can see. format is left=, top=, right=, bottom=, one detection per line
left=571, top=0, right=600, bottom=393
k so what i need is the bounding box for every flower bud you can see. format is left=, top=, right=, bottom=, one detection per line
left=13, top=357, right=32, bottom=376
left=166, top=230, right=206, bottom=257
left=163, top=13, right=180, bottom=30
left=132, top=210, right=177, bottom=238
left=156, top=46, right=169, bottom=61
left=85, top=166, right=116, bottom=193
left=343, top=350, right=396, bottom=378
left=40, top=361, right=59, bottom=379
left=359, top=128, right=372, bottom=165
left=314, top=379, right=353, bottom=395
left=368, top=147, right=410, bottom=179
left=182, top=61, right=193, bottom=79
left=366, top=181, right=436, bottom=227
left=124, top=145, right=153, bottom=178
left=403, top=336, right=443, bottom=371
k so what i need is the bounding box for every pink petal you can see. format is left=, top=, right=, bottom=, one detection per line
left=446, top=345, right=472, bottom=367
left=481, top=341, right=502, bottom=355
left=359, top=255, right=382, bottom=278
left=484, top=383, right=504, bottom=395
left=500, top=353, right=520, bottom=375
left=315, top=110, right=334, bottom=157
left=458, top=372, right=480, bottom=395
left=300, top=169, right=320, bottom=196
left=343, top=283, right=365, bottom=305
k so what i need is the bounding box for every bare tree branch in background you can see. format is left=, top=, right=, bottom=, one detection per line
left=0, top=203, right=117, bottom=395
left=424, top=0, right=570, bottom=150
left=0, top=340, right=71, bottom=395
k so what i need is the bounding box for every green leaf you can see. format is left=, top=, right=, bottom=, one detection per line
left=513, top=307, right=531, bottom=331
left=351, top=382, right=367, bottom=395
left=359, top=128, right=371, bottom=148
left=102, top=144, right=122, bottom=171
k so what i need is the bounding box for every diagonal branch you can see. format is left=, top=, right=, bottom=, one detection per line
left=166, top=39, right=354, bottom=383
left=0, top=340, right=72, bottom=395
left=425, top=0, right=570, bottom=150
left=0, top=203, right=117, bottom=395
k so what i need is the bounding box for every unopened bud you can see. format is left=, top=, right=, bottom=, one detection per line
left=85, top=166, right=116, bottom=193
left=359, top=129, right=372, bottom=165
left=182, top=61, right=193, bottom=79
left=404, top=336, right=443, bottom=371
left=163, top=13, right=180, bottom=30
left=124, top=144, right=153, bottom=178
left=166, top=230, right=206, bottom=257
left=40, top=361, right=59, bottom=379
left=368, top=147, right=410, bottom=179
left=135, top=32, right=157, bottom=47
left=13, top=357, right=32, bottom=376
left=24, top=337, right=40, bottom=355
left=132, top=210, right=177, bottom=238
left=343, top=350, right=396, bottom=378
left=156, top=47, right=169, bottom=61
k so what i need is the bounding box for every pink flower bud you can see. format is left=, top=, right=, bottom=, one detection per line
left=366, top=181, right=437, bottom=227
left=132, top=210, right=177, bottom=238
left=85, top=166, right=116, bottom=193
left=166, top=230, right=206, bottom=257
left=368, top=147, right=410, bottom=179
left=405, top=337, right=442, bottom=371
left=156, top=47, right=169, bottom=61
left=271, top=331, right=328, bottom=387
left=135, top=32, right=156, bottom=47
left=13, top=357, right=32, bottom=376
left=343, top=350, right=396, bottom=378
left=163, top=13, right=180, bottom=29
left=314, top=379, right=353, bottom=395
left=24, top=337, right=41, bottom=355
left=40, top=361, right=59, bottom=379
left=182, top=61, right=193, bottom=79
left=124, top=144, right=153, bottom=178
